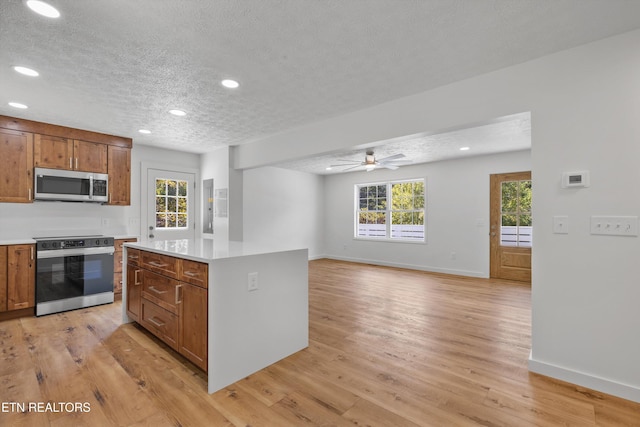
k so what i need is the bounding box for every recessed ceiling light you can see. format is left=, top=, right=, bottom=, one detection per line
left=26, top=0, right=60, bottom=18
left=221, top=79, right=239, bottom=89
left=138, top=129, right=151, bottom=134
left=459, top=147, right=470, bottom=151
left=13, top=66, right=39, bottom=77
left=169, top=109, right=186, bottom=116
left=9, top=102, right=28, bottom=109
left=325, top=167, right=332, bottom=171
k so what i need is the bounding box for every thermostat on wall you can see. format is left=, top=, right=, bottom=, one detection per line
left=561, top=171, right=590, bottom=188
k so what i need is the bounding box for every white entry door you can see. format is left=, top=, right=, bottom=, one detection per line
left=146, top=168, right=196, bottom=241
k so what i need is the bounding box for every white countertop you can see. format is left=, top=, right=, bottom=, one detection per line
left=125, top=239, right=307, bottom=262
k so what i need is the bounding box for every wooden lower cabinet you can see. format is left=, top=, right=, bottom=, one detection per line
left=114, top=238, right=137, bottom=296
left=128, top=249, right=208, bottom=372
left=179, top=283, right=207, bottom=371
left=126, top=259, right=141, bottom=321
left=0, top=244, right=35, bottom=312
left=140, top=298, right=179, bottom=350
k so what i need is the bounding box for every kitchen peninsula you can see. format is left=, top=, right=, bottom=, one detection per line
left=122, top=239, right=308, bottom=394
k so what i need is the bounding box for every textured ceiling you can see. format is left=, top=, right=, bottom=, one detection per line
left=273, top=113, right=531, bottom=174
left=1, top=1, right=640, bottom=163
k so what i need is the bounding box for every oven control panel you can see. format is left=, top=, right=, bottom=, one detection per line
left=36, top=236, right=114, bottom=251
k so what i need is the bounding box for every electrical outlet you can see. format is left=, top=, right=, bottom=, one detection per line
left=248, top=272, right=259, bottom=292
left=101, top=218, right=110, bottom=228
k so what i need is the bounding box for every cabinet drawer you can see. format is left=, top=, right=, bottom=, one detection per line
left=140, top=299, right=178, bottom=350
left=141, top=270, right=181, bottom=314
left=115, top=238, right=137, bottom=252
left=141, top=251, right=178, bottom=279
left=126, top=248, right=140, bottom=266
left=179, top=259, right=208, bottom=289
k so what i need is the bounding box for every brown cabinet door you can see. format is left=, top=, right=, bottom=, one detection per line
left=0, top=128, right=33, bottom=203
left=126, top=263, right=141, bottom=321
left=107, top=146, right=131, bottom=205
left=34, top=134, right=74, bottom=170
left=7, top=245, right=35, bottom=310
left=73, top=140, right=107, bottom=173
left=0, top=247, right=7, bottom=312
left=179, top=283, right=207, bottom=371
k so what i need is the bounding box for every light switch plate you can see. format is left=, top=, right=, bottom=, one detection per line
left=590, top=216, right=638, bottom=236
left=553, top=216, right=569, bottom=234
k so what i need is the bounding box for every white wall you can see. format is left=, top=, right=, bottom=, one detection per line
left=243, top=166, right=324, bottom=259
left=0, top=144, right=199, bottom=240
left=200, top=146, right=230, bottom=239
left=233, top=29, right=640, bottom=402
left=324, top=150, right=531, bottom=276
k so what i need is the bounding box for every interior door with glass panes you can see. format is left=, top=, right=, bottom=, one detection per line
left=490, top=171, right=532, bottom=282
left=147, top=169, right=195, bottom=241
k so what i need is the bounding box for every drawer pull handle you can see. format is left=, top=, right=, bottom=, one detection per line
left=176, top=284, right=183, bottom=304
left=134, top=270, right=141, bottom=285
left=148, top=317, right=165, bottom=327
left=148, top=261, right=168, bottom=268
left=148, top=286, right=168, bottom=295
left=183, top=271, right=198, bottom=277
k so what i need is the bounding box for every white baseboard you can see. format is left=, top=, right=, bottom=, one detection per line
left=320, top=255, right=487, bottom=278
left=528, top=355, right=640, bottom=403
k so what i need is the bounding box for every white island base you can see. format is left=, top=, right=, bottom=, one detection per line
left=121, top=239, right=309, bottom=394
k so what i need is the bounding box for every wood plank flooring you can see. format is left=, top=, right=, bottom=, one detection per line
left=1, top=259, right=638, bottom=426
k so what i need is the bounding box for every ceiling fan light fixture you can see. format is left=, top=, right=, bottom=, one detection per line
left=365, top=164, right=376, bottom=171
left=26, top=0, right=60, bottom=18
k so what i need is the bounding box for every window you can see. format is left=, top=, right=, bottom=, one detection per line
left=356, top=179, right=425, bottom=241
left=155, top=178, right=188, bottom=228
left=500, top=179, right=532, bottom=247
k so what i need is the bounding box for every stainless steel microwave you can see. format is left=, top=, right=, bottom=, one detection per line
left=34, top=167, right=108, bottom=203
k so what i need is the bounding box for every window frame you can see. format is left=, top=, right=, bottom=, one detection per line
left=354, top=178, right=426, bottom=243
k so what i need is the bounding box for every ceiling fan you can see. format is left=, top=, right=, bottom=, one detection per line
left=330, top=150, right=412, bottom=172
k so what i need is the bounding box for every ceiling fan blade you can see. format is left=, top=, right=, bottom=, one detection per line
left=383, top=160, right=412, bottom=165
left=342, top=164, right=364, bottom=171
left=379, top=163, right=399, bottom=170
left=329, top=162, right=360, bottom=167
left=376, top=153, right=405, bottom=163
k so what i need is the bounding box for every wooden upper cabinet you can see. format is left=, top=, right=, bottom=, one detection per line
left=107, top=145, right=131, bottom=205
left=0, top=128, right=33, bottom=203
left=34, top=134, right=74, bottom=170
left=34, top=135, right=108, bottom=173
left=74, top=140, right=108, bottom=173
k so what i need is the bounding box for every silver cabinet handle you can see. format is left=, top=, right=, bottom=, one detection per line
left=134, top=269, right=141, bottom=285
left=148, top=317, right=165, bottom=327
left=148, top=261, right=168, bottom=268
left=175, top=285, right=182, bottom=304
left=183, top=271, right=198, bottom=277
left=148, top=286, right=167, bottom=295
left=75, top=157, right=78, bottom=169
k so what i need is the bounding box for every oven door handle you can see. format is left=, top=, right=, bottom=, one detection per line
left=37, top=246, right=115, bottom=259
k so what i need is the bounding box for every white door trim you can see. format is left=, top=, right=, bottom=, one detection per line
left=141, top=161, right=201, bottom=242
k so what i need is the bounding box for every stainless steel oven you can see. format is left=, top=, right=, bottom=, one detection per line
left=35, top=236, right=115, bottom=316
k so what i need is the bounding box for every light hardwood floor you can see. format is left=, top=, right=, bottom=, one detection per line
left=0, top=259, right=638, bottom=426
